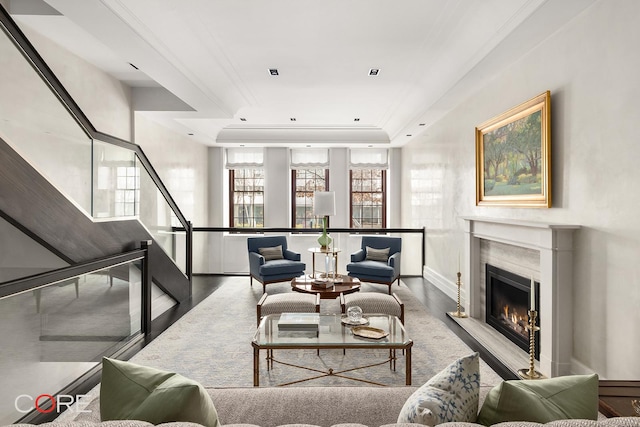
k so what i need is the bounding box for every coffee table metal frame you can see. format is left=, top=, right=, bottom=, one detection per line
left=251, top=313, right=412, bottom=387
left=291, top=275, right=360, bottom=299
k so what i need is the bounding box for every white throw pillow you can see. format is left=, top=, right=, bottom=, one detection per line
left=397, top=352, right=480, bottom=426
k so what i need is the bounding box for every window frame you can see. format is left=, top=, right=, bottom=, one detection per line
left=349, top=169, right=387, bottom=229
left=228, top=168, right=265, bottom=229
left=291, top=168, right=330, bottom=229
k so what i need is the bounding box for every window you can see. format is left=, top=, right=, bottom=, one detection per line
left=115, top=166, right=139, bottom=217
left=229, top=169, right=264, bottom=228
left=350, top=169, right=386, bottom=228
left=290, top=148, right=330, bottom=229
left=226, top=148, right=264, bottom=229
left=349, top=148, right=388, bottom=229
left=292, top=169, right=329, bottom=228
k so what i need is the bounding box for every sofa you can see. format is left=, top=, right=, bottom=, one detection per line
left=10, top=356, right=638, bottom=427
left=10, top=386, right=639, bottom=427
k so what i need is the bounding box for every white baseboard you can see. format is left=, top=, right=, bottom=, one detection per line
left=570, top=357, right=600, bottom=377
left=424, top=266, right=458, bottom=302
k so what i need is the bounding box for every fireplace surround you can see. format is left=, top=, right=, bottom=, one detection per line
left=461, top=217, right=580, bottom=377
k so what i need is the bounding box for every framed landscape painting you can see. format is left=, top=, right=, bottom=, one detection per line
left=476, top=91, right=551, bottom=207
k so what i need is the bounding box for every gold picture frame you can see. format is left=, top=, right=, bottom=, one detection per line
left=476, top=91, right=551, bottom=207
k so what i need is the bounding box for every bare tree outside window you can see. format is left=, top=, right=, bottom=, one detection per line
left=350, top=169, right=386, bottom=228
left=230, top=169, right=264, bottom=228
left=292, top=169, right=328, bottom=228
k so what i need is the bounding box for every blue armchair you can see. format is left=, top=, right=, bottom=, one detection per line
left=346, top=236, right=402, bottom=294
left=247, top=236, right=306, bottom=293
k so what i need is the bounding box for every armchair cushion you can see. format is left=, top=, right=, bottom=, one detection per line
left=347, top=260, right=395, bottom=280
left=259, top=259, right=306, bottom=276
left=258, top=245, right=284, bottom=261
left=366, top=246, right=390, bottom=262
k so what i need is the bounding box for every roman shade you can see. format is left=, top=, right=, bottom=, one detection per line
left=225, top=148, right=264, bottom=169
left=290, top=148, right=329, bottom=169
left=349, top=148, right=388, bottom=169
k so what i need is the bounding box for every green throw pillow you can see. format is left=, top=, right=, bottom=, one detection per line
left=476, top=373, right=599, bottom=425
left=397, top=352, right=480, bottom=426
left=100, top=357, right=220, bottom=427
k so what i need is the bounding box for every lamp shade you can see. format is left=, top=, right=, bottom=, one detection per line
left=313, top=191, right=335, bottom=216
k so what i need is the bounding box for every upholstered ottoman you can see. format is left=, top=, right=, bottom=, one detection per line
left=340, top=292, right=404, bottom=324
left=256, top=292, right=320, bottom=326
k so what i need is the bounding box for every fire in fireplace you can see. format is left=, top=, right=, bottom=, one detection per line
left=485, top=264, right=539, bottom=359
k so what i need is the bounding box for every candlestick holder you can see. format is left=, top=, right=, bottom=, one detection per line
left=517, top=309, right=544, bottom=379
left=448, top=272, right=468, bottom=318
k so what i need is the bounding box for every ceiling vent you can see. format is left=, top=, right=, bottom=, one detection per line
left=369, top=68, right=380, bottom=76
left=269, top=68, right=279, bottom=76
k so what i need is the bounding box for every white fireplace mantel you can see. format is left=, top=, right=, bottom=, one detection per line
left=461, top=217, right=580, bottom=377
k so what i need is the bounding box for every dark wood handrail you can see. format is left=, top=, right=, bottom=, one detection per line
left=0, top=249, right=146, bottom=300
left=189, top=226, right=426, bottom=269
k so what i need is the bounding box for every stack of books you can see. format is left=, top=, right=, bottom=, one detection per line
left=277, top=313, right=320, bottom=332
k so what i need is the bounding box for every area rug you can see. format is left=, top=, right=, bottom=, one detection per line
left=128, top=278, right=503, bottom=388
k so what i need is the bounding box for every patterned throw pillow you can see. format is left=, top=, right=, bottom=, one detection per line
left=397, top=353, right=480, bottom=426
left=365, top=246, right=390, bottom=262
left=258, top=245, right=284, bottom=261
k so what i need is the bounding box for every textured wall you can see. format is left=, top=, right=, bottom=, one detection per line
left=134, top=113, right=209, bottom=271
left=19, top=24, right=132, bottom=141
left=402, top=0, right=640, bottom=378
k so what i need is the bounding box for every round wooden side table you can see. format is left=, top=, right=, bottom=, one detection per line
left=291, top=275, right=360, bottom=299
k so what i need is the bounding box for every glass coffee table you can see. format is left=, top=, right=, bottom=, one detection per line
left=251, top=313, right=412, bottom=387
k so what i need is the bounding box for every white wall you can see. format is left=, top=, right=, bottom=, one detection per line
left=19, top=25, right=132, bottom=141
left=264, top=147, right=289, bottom=228
left=134, top=113, right=209, bottom=272
left=401, top=0, right=640, bottom=379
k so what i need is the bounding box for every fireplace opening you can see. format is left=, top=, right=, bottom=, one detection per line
left=485, top=264, right=540, bottom=359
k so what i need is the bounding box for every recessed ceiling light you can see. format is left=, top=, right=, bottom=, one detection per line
left=369, top=68, right=380, bottom=76
left=354, top=118, right=360, bottom=122
left=290, top=118, right=296, bottom=121
left=269, top=68, right=279, bottom=76
left=240, top=118, right=247, bottom=121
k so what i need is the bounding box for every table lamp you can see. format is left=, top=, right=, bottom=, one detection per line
left=313, top=191, right=335, bottom=250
